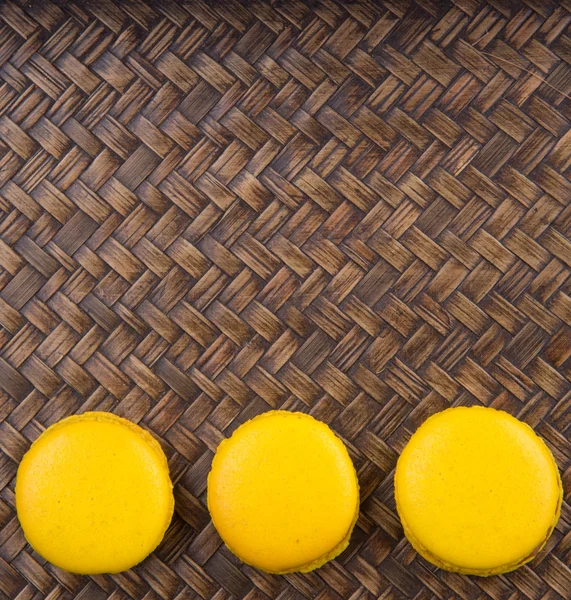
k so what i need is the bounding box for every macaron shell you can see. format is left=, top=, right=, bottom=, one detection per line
left=208, top=411, right=360, bottom=573
left=395, top=406, right=562, bottom=575
left=16, top=412, right=174, bottom=574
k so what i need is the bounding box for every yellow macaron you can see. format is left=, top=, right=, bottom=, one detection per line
left=395, top=406, right=562, bottom=575
left=16, top=412, right=174, bottom=574
left=207, top=410, right=360, bottom=573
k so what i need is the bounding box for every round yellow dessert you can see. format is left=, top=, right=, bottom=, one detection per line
left=16, top=412, right=174, bottom=574
left=395, top=406, right=562, bottom=576
left=207, top=411, right=360, bottom=573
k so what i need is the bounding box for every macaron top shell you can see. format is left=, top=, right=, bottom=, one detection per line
left=16, top=412, right=174, bottom=574
left=207, top=411, right=359, bottom=573
left=395, top=406, right=562, bottom=574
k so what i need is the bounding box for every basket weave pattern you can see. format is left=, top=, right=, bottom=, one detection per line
left=0, top=0, right=570, bottom=598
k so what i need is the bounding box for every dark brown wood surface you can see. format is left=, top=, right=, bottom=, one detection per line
left=0, top=0, right=570, bottom=598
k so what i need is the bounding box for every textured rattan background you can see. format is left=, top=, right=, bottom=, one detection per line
left=0, top=0, right=570, bottom=598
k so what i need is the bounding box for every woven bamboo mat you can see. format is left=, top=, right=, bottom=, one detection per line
left=0, top=0, right=570, bottom=598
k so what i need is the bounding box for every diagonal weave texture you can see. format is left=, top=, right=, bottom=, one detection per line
left=0, top=0, right=570, bottom=598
